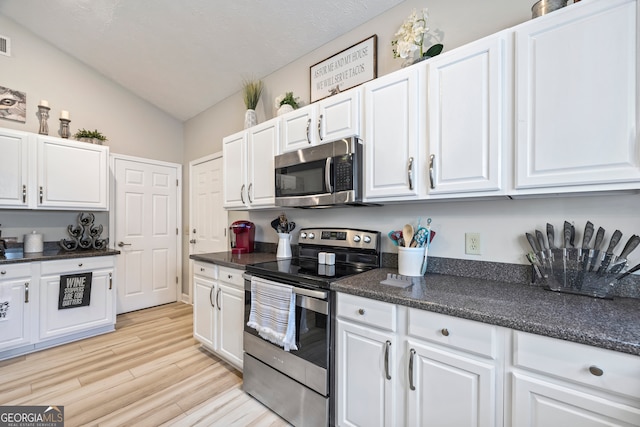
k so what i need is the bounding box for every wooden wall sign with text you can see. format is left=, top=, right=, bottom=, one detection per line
left=58, top=272, right=92, bottom=309
left=310, top=35, right=377, bottom=103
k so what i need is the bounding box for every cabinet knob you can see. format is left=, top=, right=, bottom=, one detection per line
left=358, top=308, right=365, bottom=315
left=589, top=365, right=604, bottom=377
left=228, top=274, right=233, bottom=279
left=441, top=328, right=450, bottom=337
left=78, top=263, right=83, bottom=267
left=200, top=267, right=205, bottom=272
left=0, top=271, right=5, bottom=275
left=190, top=239, right=196, bottom=244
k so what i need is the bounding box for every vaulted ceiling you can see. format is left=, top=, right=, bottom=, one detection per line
left=0, top=0, right=405, bottom=121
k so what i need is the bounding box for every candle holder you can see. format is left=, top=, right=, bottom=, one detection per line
left=37, top=105, right=51, bottom=135
left=59, top=118, right=71, bottom=139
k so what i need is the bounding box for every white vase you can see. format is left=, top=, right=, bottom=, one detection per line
left=277, top=104, right=294, bottom=116
left=244, top=109, right=257, bottom=129
left=276, top=233, right=292, bottom=259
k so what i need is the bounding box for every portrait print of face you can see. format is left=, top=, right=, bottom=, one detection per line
left=0, top=85, right=27, bottom=122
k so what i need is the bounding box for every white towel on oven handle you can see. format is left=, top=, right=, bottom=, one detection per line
left=247, top=276, right=298, bottom=351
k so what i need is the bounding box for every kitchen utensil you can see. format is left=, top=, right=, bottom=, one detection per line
left=287, top=221, right=296, bottom=233
left=597, top=230, right=623, bottom=274
left=271, top=218, right=280, bottom=232
left=616, top=261, right=640, bottom=281
left=562, top=221, right=581, bottom=288
left=380, top=273, right=422, bottom=288
left=420, top=218, right=433, bottom=275
left=534, top=230, right=552, bottom=271
left=388, top=230, right=402, bottom=246
left=588, top=227, right=606, bottom=272
left=403, top=224, right=414, bottom=248
left=575, top=221, right=594, bottom=289
left=609, top=235, right=640, bottom=275
left=526, top=232, right=541, bottom=253
left=546, top=223, right=555, bottom=249
left=569, top=223, right=576, bottom=248
left=526, top=252, right=544, bottom=280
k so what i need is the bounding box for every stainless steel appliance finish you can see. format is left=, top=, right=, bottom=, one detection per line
left=243, top=228, right=381, bottom=427
left=274, top=137, right=364, bottom=208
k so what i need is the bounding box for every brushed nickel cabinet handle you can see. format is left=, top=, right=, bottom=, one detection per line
left=357, top=308, right=365, bottom=315
left=589, top=366, right=604, bottom=377
left=384, top=340, right=392, bottom=380
left=407, top=157, right=414, bottom=190
left=409, top=348, right=416, bottom=391
left=441, top=328, right=450, bottom=337
left=109, top=272, right=113, bottom=290
left=78, top=263, right=83, bottom=267
left=209, top=286, right=215, bottom=308
left=240, top=184, right=245, bottom=204
left=318, top=114, right=324, bottom=140
left=216, top=288, right=221, bottom=311
left=306, top=118, right=312, bottom=143
left=248, top=183, right=253, bottom=203
left=429, top=154, right=436, bottom=190
left=24, top=282, right=29, bottom=303
left=22, top=185, right=26, bottom=203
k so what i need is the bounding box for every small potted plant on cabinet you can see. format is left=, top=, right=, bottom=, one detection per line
left=275, top=92, right=300, bottom=116
left=73, top=128, right=108, bottom=145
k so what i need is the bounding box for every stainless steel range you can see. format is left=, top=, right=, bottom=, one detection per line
left=243, top=227, right=381, bottom=427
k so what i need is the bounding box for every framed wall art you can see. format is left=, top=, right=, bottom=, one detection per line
left=0, top=85, right=27, bottom=123
left=310, top=35, right=377, bottom=103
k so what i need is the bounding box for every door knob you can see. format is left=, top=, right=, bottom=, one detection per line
left=189, top=239, right=196, bottom=244
left=117, top=242, right=131, bottom=247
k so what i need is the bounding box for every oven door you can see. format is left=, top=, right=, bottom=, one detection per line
left=243, top=276, right=330, bottom=395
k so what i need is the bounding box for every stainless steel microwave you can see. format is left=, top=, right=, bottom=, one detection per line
left=274, top=137, right=363, bottom=208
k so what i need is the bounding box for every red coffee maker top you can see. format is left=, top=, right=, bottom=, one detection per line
left=230, top=220, right=255, bottom=254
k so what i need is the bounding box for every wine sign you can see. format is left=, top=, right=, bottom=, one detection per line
left=58, top=272, right=92, bottom=309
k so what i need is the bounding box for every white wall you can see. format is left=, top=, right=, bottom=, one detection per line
left=182, top=0, right=640, bottom=275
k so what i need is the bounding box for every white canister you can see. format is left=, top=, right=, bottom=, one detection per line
left=398, top=246, right=426, bottom=276
left=276, top=233, right=292, bottom=259
left=24, top=231, right=44, bottom=253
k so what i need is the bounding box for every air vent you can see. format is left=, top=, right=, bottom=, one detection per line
left=0, top=35, right=11, bottom=57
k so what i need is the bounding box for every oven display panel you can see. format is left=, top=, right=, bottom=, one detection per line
left=321, top=231, right=347, bottom=240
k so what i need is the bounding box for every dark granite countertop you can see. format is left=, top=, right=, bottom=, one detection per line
left=190, top=251, right=277, bottom=270
left=0, top=247, right=120, bottom=264
left=332, top=268, right=640, bottom=356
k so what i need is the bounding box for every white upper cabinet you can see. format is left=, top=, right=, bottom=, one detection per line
left=0, top=129, right=108, bottom=210
left=426, top=32, right=506, bottom=197
left=222, top=119, right=279, bottom=209
left=0, top=128, right=30, bottom=208
left=363, top=64, right=425, bottom=201
left=37, top=136, right=109, bottom=210
left=513, top=0, right=640, bottom=193
left=279, top=88, right=361, bottom=153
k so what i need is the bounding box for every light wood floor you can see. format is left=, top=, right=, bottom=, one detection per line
left=0, top=302, right=291, bottom=426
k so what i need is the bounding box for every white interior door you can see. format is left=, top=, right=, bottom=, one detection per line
left=113, top=156, right=180, bottom=314
left=190, top=153, right=228, bottom=254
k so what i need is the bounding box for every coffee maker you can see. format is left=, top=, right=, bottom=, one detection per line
left=230, top=220, right=255, bottom=254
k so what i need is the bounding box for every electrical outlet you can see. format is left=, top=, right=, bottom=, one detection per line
left=465, top=233, right=481, bottom=255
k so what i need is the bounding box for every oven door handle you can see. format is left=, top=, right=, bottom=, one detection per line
left=244, top=274, right=329, bottom=300
left=325, top=157, right=333, bottom=194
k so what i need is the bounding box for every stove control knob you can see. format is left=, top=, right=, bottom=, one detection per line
left=353, top=235, right=361, bottom=243
left=308, top=233, right=315, bottom=239
left=300, top=232, right=307, bottom=239
left=363, top=235, right=372, bottom=244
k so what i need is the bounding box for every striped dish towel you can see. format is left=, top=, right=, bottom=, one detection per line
left=247, top=276, right=298, bottom=351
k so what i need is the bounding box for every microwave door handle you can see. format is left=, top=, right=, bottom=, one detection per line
left=325, top=157, right=333, bottom=193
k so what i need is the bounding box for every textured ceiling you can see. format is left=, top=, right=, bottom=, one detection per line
left=0, top=0, right=405, bottom=121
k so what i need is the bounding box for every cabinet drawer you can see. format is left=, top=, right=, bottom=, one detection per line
left=513, top=331, right=640, bottom=399
left=337, top=293, right=396, bottom=332
left=407, top=308, right=497, bottom=359
left=40, top=256, right=114, bottom=275
left=218, top=266, right=243, bottom=288
left=0, top=263, right=32, bottom=280
left=193, top=262, right=217, bottom=280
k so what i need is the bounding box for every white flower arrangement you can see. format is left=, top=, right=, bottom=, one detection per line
left=391, top=8, right=443, bottom=63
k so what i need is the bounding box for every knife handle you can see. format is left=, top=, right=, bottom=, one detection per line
left=563, top=221, right=572, bottom=248
left=593, top=227, right=605, bottom=251
left=535, top=230, right=547, bottom=251
left=582, top=221, right=594, bottom=249
left=546, top=223, right=555, bottom=249
left=606, top=230, right=623, bottom=253
left=526, top=233, right=540, bottom=252
left=618, top=235, right=640, bottom=260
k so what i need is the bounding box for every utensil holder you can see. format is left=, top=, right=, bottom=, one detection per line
left=398, top=246, right=426, bottom=277
left=276, top=233, right=292, bottom=259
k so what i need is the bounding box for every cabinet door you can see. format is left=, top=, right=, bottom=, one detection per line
left=280, top=105, right=316, bottom=153
left=0, top=129, right=30, bottom=208
left=193, top=275, right=216, bottom=350
left=512, top=373, right=640, bottom=427
left=222, top=131, right=247, bottom=208
left=318, top=89, right=361, bottom=142
left=216, top=282, right=244, bottom=370
left=406, top=339, right=498, bottom=427
left=37, top=136, right=108, bottom=210
left=336, top=318, right=397, bottom=427
left=0, top=279, right=32, bottom=351
left=514, top=0, right=640, bottom=191
left=247, top=120, right=278, bottom=208
left=364, top=65, right=424, bottom=201
left=39, top=268, right=115, bottom=340
left=427, top=33, right=505, bottom=196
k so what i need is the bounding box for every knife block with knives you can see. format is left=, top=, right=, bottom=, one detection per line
left=525, top=221, right=640, bottom=299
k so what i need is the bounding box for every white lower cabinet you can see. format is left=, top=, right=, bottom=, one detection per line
left=510, top=331, right=640, bottom=426
left=192, top=262, right=243, bottom=370
left=335, top=293, right=502, bottom=427
left=0, top=263, right=33, bottom=352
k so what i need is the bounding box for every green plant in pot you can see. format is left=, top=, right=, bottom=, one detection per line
left=275, top=91, right=300, bottom=116
left=242, top=78, right=263, bottom=128
left=73, top=128, right=108, bottom=145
